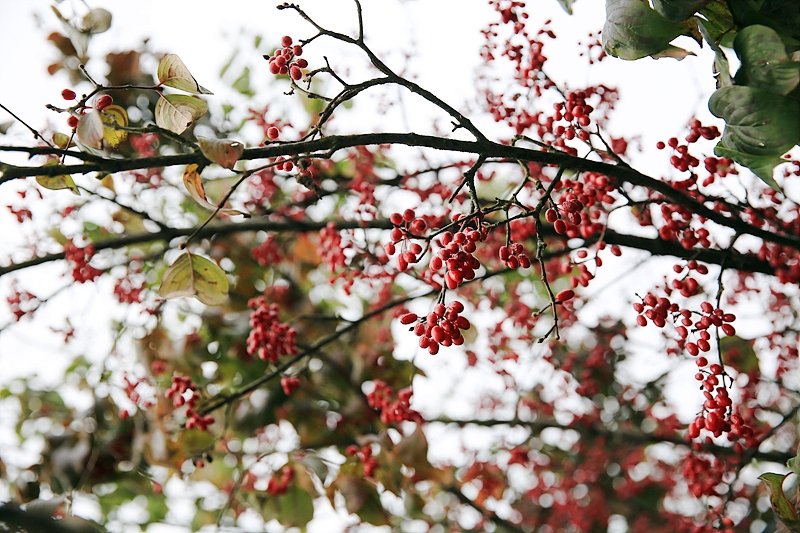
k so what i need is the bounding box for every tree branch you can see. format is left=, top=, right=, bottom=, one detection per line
left=4, top=133, right=797, bottom=251
left=432, top=417, right=793, bottom=464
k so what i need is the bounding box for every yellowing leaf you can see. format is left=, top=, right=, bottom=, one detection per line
left=100, top=105, right=128, bottom=148
left=158, top=251, right=229, bottom=306
left=197, top=137, right=244, bottom=170
left=758, top=473, right=800, bottom=532
left=155, top=94, right=208, bottom=135
left=157, top=54, right=213, bottom=95
left=52, top=132, right=72, bottom=149
left=76, top=110, right=104, bottom=149
left=182, top=164, right=248, bottom=217
left=36, top=160, right=79, bottom=195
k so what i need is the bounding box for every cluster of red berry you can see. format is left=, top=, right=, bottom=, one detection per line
left=366, top=379, right=421, bottom=424
left=681, top=453, right=728, bottom=498
left=668, top=260, right=708, bottom=298
left=386, top=209, right=428, bottom=272
left=346, top=444, right=379, bottom=478
left=62, top=89, right=113, bottom=128
left=266, top=36, right=308, bottom=81
left=64, top=242, right=102, bottom=283
left=246, top=296, right=298, bottom=363
left=266, top=466, right=294, bottom=496
left=251, top=235, right=283, bottom=266
left=7, top=284, right=39, bottom=321
left=165, top=375, right=215, bottom=431
left=113, top=276, right=143, bottom=304
left=401, top=301, right=471, bottom=355
left=498, top=242, right=531, bottom=269
left=429, top=227, right=482, bottom=290
left=281, top=375, right=300, bottom=395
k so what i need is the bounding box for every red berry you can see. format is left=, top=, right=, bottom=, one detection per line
left=290, top=66, right=302, bottom=80
left=400, top=313, right=418, bottom=325
left=281, top=35, right=293, bottom=47
left=296, top=58, right=309, bottom=69
left=96, top=94, right=113, bottom=111
left=61, top=88, right=76, bottom=100
left=267, top=127, right=280, bottom=140
left=293, top=45, right=303, bottom=56
left=554, top=219, right=567, bottom=234
left=67, top=115, right=79, bottom=128
left=555, top=289, right=575, bottom=303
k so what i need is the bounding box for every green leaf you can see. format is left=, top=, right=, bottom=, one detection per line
left=734, top=25, right=800, bottom=95
left=277, top=483, right=314, bottom=530
left=727, top=0, right=800, bottom=46
left=331, top=475, right=390, bottom=526
left=157, top=54, right=213, bottom=94
left=232, top=67, right=254, bottom=96
left=758, top=473, right=800, bottom=532
left=154, top=94, right=208, bottom=135
left=602, top=0, right=693, bottom=60
left=709, top=86, right=800, bottom=156
left=697, top=19, right=733, bottom=87
left=652, top=0, right=712, bottom=21
left=697, top=1, right=736, bottom=45
left=100, top=105, right=129, bottom=148
left=158, top=251, right=229, bottom=306
left=76, top=110, right=104, bottom=149
left=758, top=0, right=800, bottom=41
left=36, top=160, right=79, bottom=195
left=299, top=455, right=329, bottom=484
left=713, top=145, right=785, bottom=191
left=197, top=137, right=244, bottom=170
left=719, top=335, right=760, bottom=374
left=556, top=0, right=574, bottom=15
left=788, top=449, right=800, bottom=478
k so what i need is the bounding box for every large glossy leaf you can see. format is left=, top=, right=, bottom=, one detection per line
left=36, top=160, right=79, bottom=195
left=713, top=145, right=784, bottom=191
left=182, top=164, right=248, bottom=216
left=709, top=86, right=800, bottom=156
left=154, top=94, right=208, bottom=134
left=157, top=54, right=213, bottom=95
left=734, top=25, right=800, bottom=95
left=652, top=0, right=712, bottom=21
left=100, top=105, right=129, bottom=148
left=158, top=251, right=229, bottom=306
left=758, top=0, right=800, bottom=40
left=197, top=137, right=244, bottom=170
left=76, top=110, right=104, bottom=149
left=602, top=0, right=692, bottom=60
